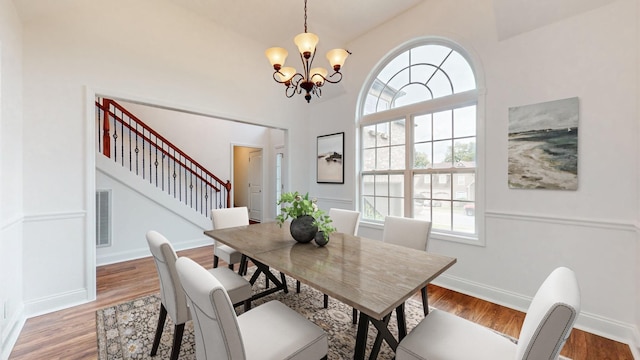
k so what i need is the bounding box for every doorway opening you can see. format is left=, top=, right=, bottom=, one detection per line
left=233, top=145, right=263, bottom=223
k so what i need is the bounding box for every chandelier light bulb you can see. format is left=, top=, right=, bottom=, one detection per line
left=310, top=67, right=328, bottom=86
left=326, top=48, right=349, bottom=71
left=265, top=47, right=289, bottom=70
left=294, top=32, right=319, bottom=58
left=277, top=67, right=296, bottom=83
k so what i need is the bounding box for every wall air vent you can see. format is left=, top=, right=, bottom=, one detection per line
left=96, top=189, right=112, bottom=247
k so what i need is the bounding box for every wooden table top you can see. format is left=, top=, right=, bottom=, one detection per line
left=204, top=221, right=456, bottom=320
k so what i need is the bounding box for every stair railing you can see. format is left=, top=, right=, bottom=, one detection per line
left=96, top=98, right=231, bottom=219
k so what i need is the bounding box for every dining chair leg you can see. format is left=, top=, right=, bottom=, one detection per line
left=213, top=254, right=219, bottom=268
left=421, top=287, right=429, bottom=315
left=170, top=323, right=185, bottom=360
left=296, top=280, right=301, bottom=293
left=150, top=303, right=167, bottom=356
left=352, top=308, right=358, bottom=324
left=228, top=263, right=234, bottom=270
left=244, top=299, right=251, bottom=312
left=323, top=294, right=329, bottom=308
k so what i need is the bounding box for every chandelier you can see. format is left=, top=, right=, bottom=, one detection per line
left=265, top=0, right=350, bottom=103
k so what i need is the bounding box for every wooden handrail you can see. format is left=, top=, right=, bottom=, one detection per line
left=96, top=99, right=232, bottom=207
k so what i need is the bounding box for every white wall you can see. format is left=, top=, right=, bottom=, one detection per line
left=0, top=0, right=24, bottom=358
left=17, top=0, right=311, bottom=328
left=6, top=0, right=640, bottom=357
left=310, top=0, right=640, bottom=352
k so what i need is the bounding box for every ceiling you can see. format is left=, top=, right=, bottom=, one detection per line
left=12, top=0, right=619, bottom=48
left=163, top=0, right=424, bottom=46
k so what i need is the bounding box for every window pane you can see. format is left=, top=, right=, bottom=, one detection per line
left=411, top=45, right=452, bottom=67
left=390, top=119, right=406, bottom=146
left=454, top=106, right=476, bottom=138
left=377, top=123, right=390, bottom=147
left=378, top=50, right=409, bottom=83
left=362, top=175, right=375, bottom=195
left=414, top=114, right=432, bottom=143
left=413, top=174, right=431, bottom=195
left=426, top=70, right=454, bottom=98
left=363, top=196, right=376, bottom=220
left=362, top=149, right=375, bottom=171
left=414, top=204, right=432, bottom=222
left=441, top=51, right=476, bottom=93
left=375, top=197, right=389, bottom=218
left=362, top=125, right=377, bottom=148
left=432, top=201, right=452, bottom=231
left=453, top=201, right=475, bottom=233
left=410, top=64, right=436, bottom=84
left=433, top=176, right=451, bottom=198
left=414, top=143, right=431, bottom=169
left=376, top=174, right=389, bottom=196
left=453, top=138, right=476, bottom=164
left=387, top=68, right=410, bottom=96
left=433, top=140, right=451, bottom=167
left=389, top=197, right=404, bottom=217
left=376, top=147, right=390, bottom=170
left=394, top=83, right=430, bottom=108
left=389, top=175, right=404, bottom=197
left=433, top=110, right=452, bottom=140
left=390, top=145, right=405, bottom=170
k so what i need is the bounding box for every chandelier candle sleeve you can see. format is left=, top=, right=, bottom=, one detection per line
left=264, top=0, right=350, bottom=103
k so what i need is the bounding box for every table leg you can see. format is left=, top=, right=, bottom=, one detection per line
left=353, top=311, right=370, bottom=360
left=396, top=303, right=407, bottom=340
left=247, top=258, right=288, bottom=300
left=369, top=314, right=391, bottom=360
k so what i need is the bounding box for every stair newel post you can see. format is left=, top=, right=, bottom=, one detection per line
left=225, top=180, right=232, bottom=208
left=102, top=98, right=111, bottom=158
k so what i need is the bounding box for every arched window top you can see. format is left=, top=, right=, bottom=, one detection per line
left=363, top=44, right=476, bottom=115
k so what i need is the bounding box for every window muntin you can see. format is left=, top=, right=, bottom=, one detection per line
left=360, top=41, right=478, bottom=238
left=364, top=45, right=476, bottom=116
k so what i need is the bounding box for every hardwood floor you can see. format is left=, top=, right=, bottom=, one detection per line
left=9, top=245, right=633, bottom=359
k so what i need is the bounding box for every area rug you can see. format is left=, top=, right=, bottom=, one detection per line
left=96, top=269, right=571, bottom=359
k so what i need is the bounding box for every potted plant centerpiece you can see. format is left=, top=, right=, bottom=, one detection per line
left=276, top=191, right=335, bottom=246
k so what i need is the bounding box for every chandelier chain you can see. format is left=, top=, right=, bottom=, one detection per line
left=304, top=0, right=308, bottom=33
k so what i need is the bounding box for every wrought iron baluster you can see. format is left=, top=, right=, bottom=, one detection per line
left=154, top=137, right=159, bottom=187
left=120, top=109, right=124, bottom=167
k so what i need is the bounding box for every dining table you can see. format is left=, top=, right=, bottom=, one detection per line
left=204, top=221, right=456, bottom=360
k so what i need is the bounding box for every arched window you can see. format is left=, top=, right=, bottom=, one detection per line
left=359, top=40, right=479, bottom=239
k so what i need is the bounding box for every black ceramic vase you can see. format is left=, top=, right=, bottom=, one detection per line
left=314, top=231, right=329, bottom=247
left=290, top=215, right=317, bottom=243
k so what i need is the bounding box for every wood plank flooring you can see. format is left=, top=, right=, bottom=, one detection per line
left=9, top=245, right=633, bottom=359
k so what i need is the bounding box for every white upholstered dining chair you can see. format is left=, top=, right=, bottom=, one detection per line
left=350, top=216, right=432, bottom=325
left=146, top=230, right=252, bottom=360
left=383, top=215, right=432, bottom=316
left=211, top=207, right=249, bottom=273
left=176, top=256, right=329, bottom=360
left=296, top=208, right=361, bottom=309
left=396, top=266, right=581, bottom=360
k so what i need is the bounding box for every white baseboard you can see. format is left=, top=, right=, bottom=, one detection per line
left=1, top=305, right=26, bottom=360
left=24, top=289, right=90, bottom=319
left=434, top=273, right=639, bottom=358
left=96, top=237, right=212, bottom=266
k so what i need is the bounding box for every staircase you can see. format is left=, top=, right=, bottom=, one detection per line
left=95, top=98, right=231, bottom=220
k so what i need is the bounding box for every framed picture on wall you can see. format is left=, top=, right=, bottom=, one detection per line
left=317, top=132, right=344, bottom=184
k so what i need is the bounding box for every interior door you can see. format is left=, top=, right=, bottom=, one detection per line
left=248, top=150, right=263, bottom=222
